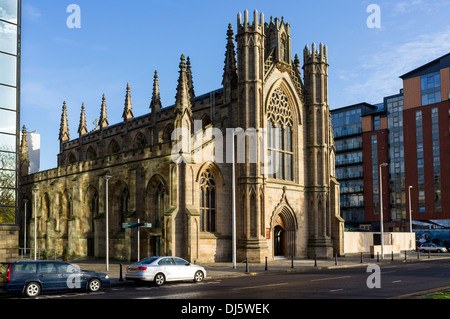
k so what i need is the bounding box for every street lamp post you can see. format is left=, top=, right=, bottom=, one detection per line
left=379, top=163, right=388, bottom=260
left=408, top=186, right=413, bottom=233
left=103, top=175, right=112, bottom=272
left=231, top=129, right=236, bottom=270
left=23, top=199, right=28, bottom=257
left=32, top=188, right=39, bottom=260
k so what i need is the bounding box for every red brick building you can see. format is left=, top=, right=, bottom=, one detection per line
left=401, top=53, right=450, bottom=224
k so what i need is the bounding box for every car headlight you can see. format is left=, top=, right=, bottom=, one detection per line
left=105, top=275, right=109, bottom=279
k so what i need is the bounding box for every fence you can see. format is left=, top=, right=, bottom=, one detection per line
left=18, top=248, right=61, bottom=260
left=344, top=231, right=416, bottom=255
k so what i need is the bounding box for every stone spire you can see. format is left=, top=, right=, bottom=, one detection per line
left=78, top=103, right=88, bottom=136
left=59, top=101, right=70, bottom=141
left=223, top=23, right=237, bottom=85
left=20, top=125, right=30, bottom=176
left=174, top=54, right=192, bottom=116
left=99, top=94, right=109, bottom=129
left=150, top=70, right=162, bottom=114
left=186, top=56, right=195, bottom=103
left=122, top=82, right=134, bottom=122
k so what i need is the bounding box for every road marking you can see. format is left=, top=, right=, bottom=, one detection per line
left=329, top=289, right=344, bottom=293
left=407, top=266, right=430, bottom=271
left=233, top=283, right=289, bottom=290
left=392, top=280, right=402, bottom=283
left=310, top=276, right=351, bottom=282
left=391, top=285, right=450, bottom=299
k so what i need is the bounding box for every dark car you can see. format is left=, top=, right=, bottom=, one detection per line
left=0, top=260, right=110, bottom=297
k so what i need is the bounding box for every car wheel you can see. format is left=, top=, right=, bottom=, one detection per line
left=154, top=273, right=166, bottom=286
left=88, top=278, right=102, bottom=292
left=24, top=282, right=41, bottom=298
left=194, top=271, right=204, bottom=283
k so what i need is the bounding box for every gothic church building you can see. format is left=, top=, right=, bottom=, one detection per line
left=20, top=11, right=344, bottom=263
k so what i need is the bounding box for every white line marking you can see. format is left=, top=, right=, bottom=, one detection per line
left=329, top=289, right=344, bottom=293
left=233, top=283, right=289, bottom=290
left=310, top=276, right=351, bottom=282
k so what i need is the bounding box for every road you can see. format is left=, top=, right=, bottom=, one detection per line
left=6, top=258, right=447, bottom=300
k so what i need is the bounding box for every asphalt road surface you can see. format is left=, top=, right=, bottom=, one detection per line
left=5, top=259, right=448, bottom=300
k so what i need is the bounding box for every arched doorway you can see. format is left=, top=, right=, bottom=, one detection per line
left=274, top=225, right=285, bottom=256
left=272, top=205, right=297, bottom=258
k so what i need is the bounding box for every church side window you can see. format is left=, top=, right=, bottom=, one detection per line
left=267, top=87, right=294, bottom=181
left=199, top=169, right=216, bottom=232
left=155, top=182, right=165, bottom=228
left=120, top=188, right=129, bottom=231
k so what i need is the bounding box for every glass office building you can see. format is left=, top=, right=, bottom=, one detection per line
left=0, top=0, right=21, bottom=224
left=331, top=103, right=378, bottom=226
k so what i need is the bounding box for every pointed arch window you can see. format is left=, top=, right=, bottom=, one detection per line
left=119, top=188, right=129, bottom=231
left=267, top=87, right=293, bottom=181
left=155, top=182, right=165, bottom=228
left=199, top=168, right=216, bottom=232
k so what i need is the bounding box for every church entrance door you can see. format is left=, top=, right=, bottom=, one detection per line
left=274, top=225, right=285, bottom=256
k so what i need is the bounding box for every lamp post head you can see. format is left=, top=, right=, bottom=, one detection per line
left=409, top=186, right=413, bottom=190
left=379, top=163, right=389, bottom=167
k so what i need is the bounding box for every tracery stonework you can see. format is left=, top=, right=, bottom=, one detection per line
left=19, top=11, right=344, bottom=263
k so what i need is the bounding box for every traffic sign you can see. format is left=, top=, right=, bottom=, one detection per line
left=122, top=222, right=152, bottom=229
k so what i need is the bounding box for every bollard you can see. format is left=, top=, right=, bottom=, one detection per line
left=291, top=255, right=294, bottom=269
left=417, top=251, right=420, bottom=259
left=314, top=255, right=317, bottom=267
left=119, top=264, right=123, bottom=282
left=391, top=251, right=394, bottom=261
left=405, top=250, right=407, bottom=261
left=428, top=250, right=430, bottom=259
left=245, top=258, right=249, bottom=273
left=265, top=256, right=268, bottom=271
left=335, top=253, right=338, bottom=266
left=377, top=252, right=379, bottom=262
left=360, top=252, right=363, bottom=264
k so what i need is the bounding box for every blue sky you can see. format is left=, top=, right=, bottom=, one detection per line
left=19, top=0, right=450, bottom=171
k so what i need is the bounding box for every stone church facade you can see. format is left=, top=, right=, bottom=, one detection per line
left=20, top=11, right=344, bottom=263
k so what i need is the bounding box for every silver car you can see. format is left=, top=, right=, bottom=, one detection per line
left=418, top=243, right=448, bottom=253
left=125, top=256, right=206, bottom=286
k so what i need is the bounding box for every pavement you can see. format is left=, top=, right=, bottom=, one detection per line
left=67, top=251, right=450, bottom=286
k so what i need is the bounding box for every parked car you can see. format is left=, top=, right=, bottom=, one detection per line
left=126, top=256, right=206, bottom=286
left=418, top=243, right=448, bottom=253
left=0, top=260, right=110, bottom=297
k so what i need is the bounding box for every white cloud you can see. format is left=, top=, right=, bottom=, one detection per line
left=339, top=26, right=450, bottom=105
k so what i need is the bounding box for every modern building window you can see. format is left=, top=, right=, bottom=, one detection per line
left=0, top=0, right=20, bottom=225
left=386, top=94, right=405, bottom=221
left=416, top=111, right=425, bottom=213
left=331, top=108, right=362, bottom=138
left=266, top=87, right=294, bottom=181
left=199, top=169, right=216, bottom=232
left=373, top=116, right=381, bottom=131
left=421, top=72, right=441, bottom=106
left=371, top=135, right=379, bottom=215
left=431, top=108, right=441, bottom=212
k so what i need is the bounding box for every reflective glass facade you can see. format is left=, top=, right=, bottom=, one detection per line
left=386, top=93, right=405, bottom=221
left=331, top=105, right=369, bottom=225
left=0, top=0, right=20, bottom=225
left=421, top=72, right=441, bottom=106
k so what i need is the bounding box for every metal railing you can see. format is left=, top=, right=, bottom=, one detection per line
left=18, top=248, right=60, bottom=260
